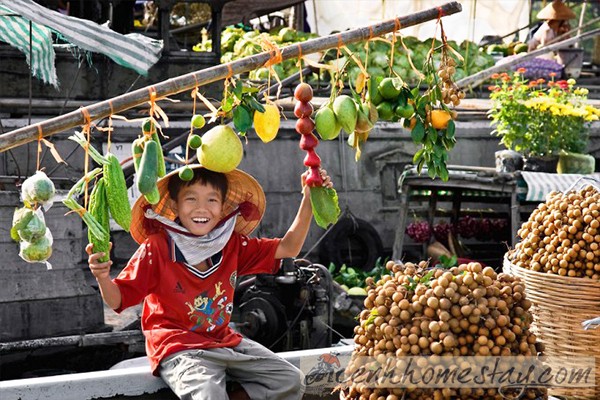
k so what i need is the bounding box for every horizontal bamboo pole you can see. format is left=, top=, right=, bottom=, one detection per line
left=0, top=1, right=462, bottom=153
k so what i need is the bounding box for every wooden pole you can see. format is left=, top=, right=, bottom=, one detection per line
left=456, top=27, right=600, bottom=89
left=0, top=1, right=462, bottom=153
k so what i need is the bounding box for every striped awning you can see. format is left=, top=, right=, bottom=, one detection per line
left=520, top=172, right=600, bottom=202
left=0, top=0, right=162, bottom=79
left=0, top=5, right=58, bottom=87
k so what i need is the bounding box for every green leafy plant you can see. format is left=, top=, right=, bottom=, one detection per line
left=488, top=70, right=600, bottom=157
left=436, top=254, right=457, bottom=269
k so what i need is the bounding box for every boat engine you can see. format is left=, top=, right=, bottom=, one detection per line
left=234, top=258, right=333, bottom=352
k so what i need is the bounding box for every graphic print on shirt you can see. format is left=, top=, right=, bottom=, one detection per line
left=186, top=282, right=230, bottom=332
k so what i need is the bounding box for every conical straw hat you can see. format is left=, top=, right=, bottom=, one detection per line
left=537, top=0, right=576, bottom=20
left=130, top=165, right=265, bottom=245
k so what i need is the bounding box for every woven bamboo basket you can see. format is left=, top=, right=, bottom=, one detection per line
left=504, top=256, right=600, bottom=399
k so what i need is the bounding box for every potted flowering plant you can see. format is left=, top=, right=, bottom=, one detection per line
left=488, top=69, right=599, bottom=173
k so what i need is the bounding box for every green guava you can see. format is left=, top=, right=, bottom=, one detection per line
left=20, top=234, right=53, bottom=263
left=22, top=171, right=55, bottom=204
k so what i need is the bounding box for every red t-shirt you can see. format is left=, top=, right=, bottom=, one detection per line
left=113, top=231, right=281, bottom=375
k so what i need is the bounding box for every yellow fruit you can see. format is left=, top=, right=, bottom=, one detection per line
left=253, top=104, right=280, bottom=143
left=347, top=287, right=368, bottom=296
left=197, top=125, right=243, bottom=173
left=430, top=109, right=453, bottom=130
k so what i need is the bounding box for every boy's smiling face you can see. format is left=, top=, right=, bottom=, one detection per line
left=170, top=181, right=224, bottom=236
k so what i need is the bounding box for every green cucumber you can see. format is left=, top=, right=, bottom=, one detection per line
left=151, top=132, right=167, bottom=177
left=137, top=140, right=158, bottom=195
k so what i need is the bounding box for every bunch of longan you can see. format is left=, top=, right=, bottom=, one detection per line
left=340, top=261, right=544, bottom=400
left=438, top=56, right=465, bottom=107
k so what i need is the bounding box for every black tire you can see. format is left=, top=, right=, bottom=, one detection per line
left=319, top=217, right=383, bottom=273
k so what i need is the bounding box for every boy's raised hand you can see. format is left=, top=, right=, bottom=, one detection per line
left=86, top=242, right=113, bottom=280
left=301, top=168, right=333, bottom=193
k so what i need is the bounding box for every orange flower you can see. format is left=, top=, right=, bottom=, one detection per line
left=517, top=67, right=527, bottom=74
left=491, top=73, right=500, bottom=80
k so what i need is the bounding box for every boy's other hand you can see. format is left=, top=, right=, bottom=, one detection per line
left=86, top=242, right=113, bottom=280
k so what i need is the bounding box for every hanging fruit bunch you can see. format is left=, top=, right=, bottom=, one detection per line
left=313, top=53, right=378, bottom=161
left=217, top=78, right=281, bottom=143
left=68, top=131, right=134, bottom=262
left=11, top=170, right=56, bottom=266
left=62, top=168, right=110, bottom=263
left=179, top=113, right=206, bottom=181
left=337, top=260, right=545, bottom=399
left=313, top=19, right=463, bottom=180
left=408, top=20, right=465, bottom=181
left=187, top=79, right=280, bottom=175
left=405, top=220, right=432, bottom=243
left=294, top=82, right=341, bottom=228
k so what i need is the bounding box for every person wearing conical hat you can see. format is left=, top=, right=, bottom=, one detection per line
left=528, top=0, right=576, bottom=51
left=86, top=164, right=333, bottom=399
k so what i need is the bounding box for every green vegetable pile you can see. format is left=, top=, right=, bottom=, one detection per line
left=194, top=26, right=319, bottom=80
left=328, top=258, right=391, bottom=292
left=194, top=27, right=494, bottom=85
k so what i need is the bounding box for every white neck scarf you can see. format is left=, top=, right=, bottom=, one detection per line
left=144, top=208, right=237, bottom=266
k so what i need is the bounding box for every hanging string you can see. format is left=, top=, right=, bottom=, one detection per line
left=187, top=86, right=199, bottom=164
left=34, top=123, right=65, bottom=167
left=261, top=35, right=283, bottom=101
left=107, top=100, right=114, bottom=153
left=147, top=87, right=157, bottom=138
left=389, top=18, right=401, bottom=75
left=296, top=44, right=304, bottom=84
left=80, top=107, right=92, bottom=208
left=36, top=124, right=43, bottom=171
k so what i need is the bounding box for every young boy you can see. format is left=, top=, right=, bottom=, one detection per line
left=87, top=164, right=332, bottom=400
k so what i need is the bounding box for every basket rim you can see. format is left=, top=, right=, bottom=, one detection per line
left=503, top=255, right=600, bottom=289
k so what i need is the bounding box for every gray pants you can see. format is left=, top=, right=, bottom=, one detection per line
left=159, top=338, right=306, bottom=400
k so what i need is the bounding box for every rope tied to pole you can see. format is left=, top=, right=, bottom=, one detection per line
left=296, top=44, right=304, bottom=84
left=36, top=124, right=43, bottom=171
left=187, top=86, right=200, bottom=164
left=79, top=106, right=92, bottom=208
left=260, top=35, right=284, bottom=100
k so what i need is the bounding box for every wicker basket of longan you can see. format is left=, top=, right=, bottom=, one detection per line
left=505, top=182, right=600, bottom=399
